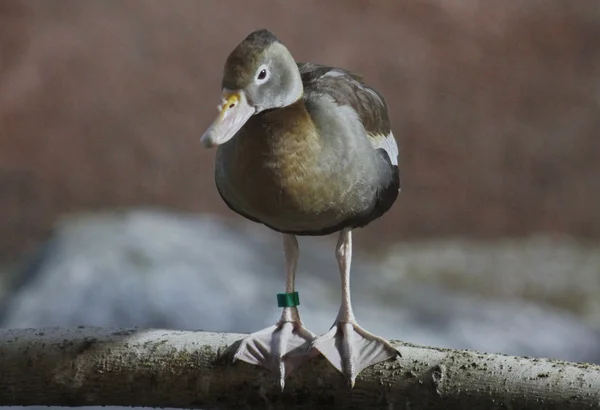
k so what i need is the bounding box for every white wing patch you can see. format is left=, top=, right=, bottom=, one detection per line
left=369, top=132, right=399, bottom=166
left=322, top=69, right=345, bottom=78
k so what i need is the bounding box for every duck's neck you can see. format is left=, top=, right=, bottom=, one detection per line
left=254, top=97, right=319, bottom=146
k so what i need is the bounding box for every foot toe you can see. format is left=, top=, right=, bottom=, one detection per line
left=233, top=321, right=317, bottom=390
left=313, top=322, right=399, bottom=387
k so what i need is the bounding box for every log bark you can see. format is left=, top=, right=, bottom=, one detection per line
left=0, top=327, right=599, bottom=409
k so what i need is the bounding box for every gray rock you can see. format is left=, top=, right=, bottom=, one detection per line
left=382, top=237, right=600, bottom=326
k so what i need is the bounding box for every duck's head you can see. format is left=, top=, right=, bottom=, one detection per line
left=201, top=29, right=302, bottom=148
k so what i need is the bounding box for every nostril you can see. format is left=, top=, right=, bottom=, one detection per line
left=229, top=103, right=236, bottom=109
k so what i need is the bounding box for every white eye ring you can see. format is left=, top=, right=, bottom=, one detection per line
left=255, top=65, right=270, bottom=84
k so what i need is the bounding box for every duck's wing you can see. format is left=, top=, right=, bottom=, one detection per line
left=297, top=62, right=398, bottom=166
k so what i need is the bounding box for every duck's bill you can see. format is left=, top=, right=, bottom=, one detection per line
left=201, top=90, right=255, bottom=148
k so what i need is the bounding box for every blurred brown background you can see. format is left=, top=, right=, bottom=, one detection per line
left=1, top=0, right=599, bottom=262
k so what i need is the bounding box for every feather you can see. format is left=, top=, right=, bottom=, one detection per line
left=297, top=62, right=398, bottom=165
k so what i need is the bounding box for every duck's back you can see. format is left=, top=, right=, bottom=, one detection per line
left=215, top=63, right=400, bottom=236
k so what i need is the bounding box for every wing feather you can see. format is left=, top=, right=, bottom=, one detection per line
left=297, top=62, right=398, bottom=165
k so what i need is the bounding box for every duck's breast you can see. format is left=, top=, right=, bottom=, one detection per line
left=214, top=99, right=389, bottom=234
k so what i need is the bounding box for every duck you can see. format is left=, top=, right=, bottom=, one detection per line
left=200, top=29, right=400, bottom=389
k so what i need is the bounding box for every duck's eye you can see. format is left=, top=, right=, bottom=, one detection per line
left=255, top=65, right=269, bottom=84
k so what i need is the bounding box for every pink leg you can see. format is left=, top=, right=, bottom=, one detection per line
left=312, top=229, right=400, bottom=387
left=233, top=234, right=316, bottom=390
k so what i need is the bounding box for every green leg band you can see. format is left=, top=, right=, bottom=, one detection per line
left=277, top=292, right=300, bottom=308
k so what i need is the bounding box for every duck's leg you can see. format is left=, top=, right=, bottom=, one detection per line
left=233, top=234, right=317, bottom=390
left=312, top=228, right=400, bottom=387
